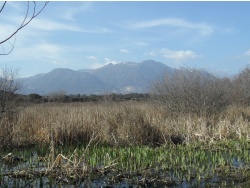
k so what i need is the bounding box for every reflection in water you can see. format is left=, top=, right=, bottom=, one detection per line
left=1, top=147, right=250, bottom=187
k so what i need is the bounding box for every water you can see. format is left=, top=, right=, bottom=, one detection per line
left=1, top=149, right=250, bottom=187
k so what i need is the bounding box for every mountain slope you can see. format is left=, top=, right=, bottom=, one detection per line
left=20, top=68, right=107, bottom=94
left=19, top=60, right=175, bottom=95
left=91, top=60, right=174, bottom=92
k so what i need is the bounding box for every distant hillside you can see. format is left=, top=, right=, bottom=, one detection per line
left=20, top=68, right=107, bottom=95
left=19, top=60, right=175, bottom=95
left=90, top=60, right=174, bottom=93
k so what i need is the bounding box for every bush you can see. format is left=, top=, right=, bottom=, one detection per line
left=0, top=68, right=23, bottom=147
left=152, top=68, right=229, bottom=117
left=231, top=67, right=250, bottom=106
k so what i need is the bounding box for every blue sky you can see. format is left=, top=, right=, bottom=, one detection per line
left=1, top=1, right=250, bottom=77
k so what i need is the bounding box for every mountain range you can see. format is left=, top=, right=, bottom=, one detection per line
left=19, top=60, right=175, bottom=95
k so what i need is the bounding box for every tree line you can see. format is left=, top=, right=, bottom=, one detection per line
left=27, top=92, right=150, bottom=103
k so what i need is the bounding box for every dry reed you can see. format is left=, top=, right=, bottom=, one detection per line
left=1, top=101, right=250, bottom=148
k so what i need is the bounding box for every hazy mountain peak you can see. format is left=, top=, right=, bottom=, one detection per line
left=141, top=59, right=156, bottom=63
left=19, top=60, right=176, bottom=95
left=49, top=68, right=74, bottom=73
left=122, top=62, right=137, bottom=66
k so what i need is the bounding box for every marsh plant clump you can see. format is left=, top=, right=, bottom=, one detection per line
left=0, top=101, right=250, bottom=147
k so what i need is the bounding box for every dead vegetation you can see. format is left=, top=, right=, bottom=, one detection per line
left=1, top=67, right=250, bottom=148
left=0, top=101, right=249, bottom=148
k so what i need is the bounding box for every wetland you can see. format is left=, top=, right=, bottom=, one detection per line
left=1, top=141, right=250, bottom=187
left=1, top=102, right=250, bottom=187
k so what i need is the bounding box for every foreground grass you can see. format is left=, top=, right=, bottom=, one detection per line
left=1, top=141, right=250, bottom=187
left=1, top=101, right=250, bottom=186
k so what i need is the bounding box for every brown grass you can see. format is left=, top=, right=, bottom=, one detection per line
left=1, top=101, right=250, bottom=148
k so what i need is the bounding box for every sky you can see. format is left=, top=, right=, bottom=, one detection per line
left=1, top=1, right=250, bottom=77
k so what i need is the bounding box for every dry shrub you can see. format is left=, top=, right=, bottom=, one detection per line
left=0, top=116, right=16, bottom=147
left=231, top=67, right=250, bottom=105
left=106, top=106, right=164, bottom=146
left=151, top=68, right=230, bottom=118
left=0, top=68, right=25, bottom=148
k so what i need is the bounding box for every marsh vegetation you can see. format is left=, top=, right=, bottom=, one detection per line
left=0, top=101, right=250, bottom=187
left=1, top=67, right=250, bottom=187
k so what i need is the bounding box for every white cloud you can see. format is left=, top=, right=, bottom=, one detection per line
left=12, top=43, right=66, bottom=64
left=30, top=18, right=82, bottom=32
left=4, top=41, right=85, bottom=67
left=1, top=2, right=109, bottom=34
left=220, top=27, right=234, bottom=34
left=2, top=9, right=112, bottom=34
left=90, top=63, right=104, bottom=69
left=5, top=1, right=24, bottom=11
left=161, top=48, right=198, bottom=61
left=31, top=43, right=60, bottom=55
left=86, top=55, right=98, bottom=61
left=60, top=2, right=94, bottom=21
left=29, top=18, right=112, bottom=33
left=133, top=41, right=148, bottom=47
left=127, top=17, right=213, bottom=36
left=104, top=58, right=120, bottom=65
left=145, top=49, right=158, bottom=57
left=0, top=24, right=17, bottom=44
left=89, top=58, right=120, bottom=69
left=244, top=49, right=250, bottom=56
left=120, top=49, right=129, bottom=53
left=145, top=48, right=199, bottom=61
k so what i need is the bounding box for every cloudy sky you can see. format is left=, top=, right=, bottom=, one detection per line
left=1, top=1, right=250, bottom=77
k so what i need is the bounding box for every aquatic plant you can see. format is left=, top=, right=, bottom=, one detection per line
left=1, top=140, right=250, bottom=187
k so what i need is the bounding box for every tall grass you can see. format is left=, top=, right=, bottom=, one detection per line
left=1, top=101, right=250, bottom=148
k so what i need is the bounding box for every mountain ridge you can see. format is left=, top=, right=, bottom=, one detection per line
left=19, top=60, right=175, bottom=95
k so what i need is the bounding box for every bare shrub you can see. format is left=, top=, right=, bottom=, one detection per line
left=151, top=68, right=230, bottom=117
left=230, top=67, right=250, bottom=106
left=0, top=68, right=23, bottom=147
left=108, top=106, right=164, bottom=146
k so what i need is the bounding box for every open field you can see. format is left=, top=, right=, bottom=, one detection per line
left=1, top=101, right=250, bottom=187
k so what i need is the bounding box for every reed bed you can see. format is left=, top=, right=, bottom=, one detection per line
left=0, top=101, right=250, bottom=148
